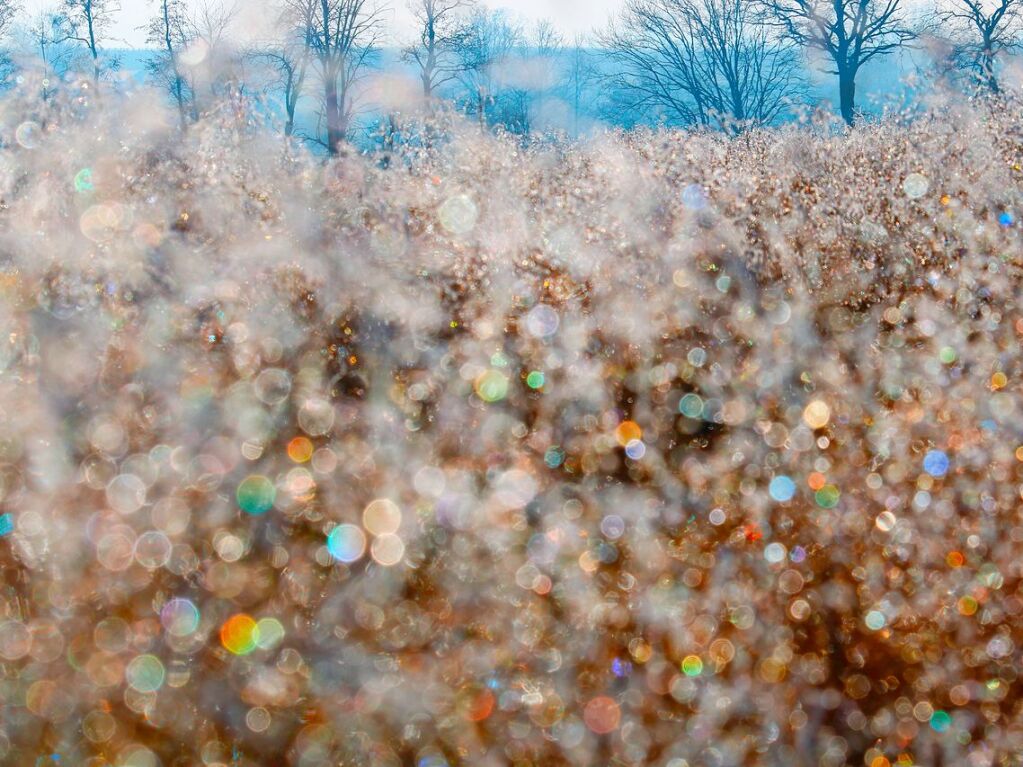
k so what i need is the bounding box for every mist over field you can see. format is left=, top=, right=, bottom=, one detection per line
left=2, top=1, right=1023, bottom=766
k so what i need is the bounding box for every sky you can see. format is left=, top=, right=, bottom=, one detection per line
left=470, top=0, right=623, bottom=34
left=21, top=0, right=625, bottom=48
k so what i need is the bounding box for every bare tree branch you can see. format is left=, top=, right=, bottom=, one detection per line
left=601, top=0, right=805, bottom=131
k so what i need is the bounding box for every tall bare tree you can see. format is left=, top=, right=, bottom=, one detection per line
left=525, top=19, right=564, bottom=132
left=247, top=0, right=320, bottom=138
left=59, top=0, right=118, bottom=86
left=403, top=0, right=474, bottom=103
left=0, top=0, right=20, bottom=85
left=0, top=0, right=17, bottom=44
left=284, top=0, right=385, bottom=154
left=24, top=9, right=76, bottom=97
left=0, top=0, right=16, bottom=35
left=145, top=0, right=191, bottom=125
left=937, top=0, right=1023, bottom=92
left=456, top=6, right=523, bottom=130
left=563, top=35, right=600, bottom=137
left=601, top=0, right=804, bottom=130
left=249, top=35, right=311, bottom=137
left=760, top=0, right=915, bottom=125
left=186, top=0, right=239, bottom=107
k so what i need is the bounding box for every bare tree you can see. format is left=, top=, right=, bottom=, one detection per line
left=601, top=0, right=804, bottom=131
left=403, top=0, right=474, bottom=103
left=0, top=0, right=20, bottom=85
left=186, top=0, right=240, bottom=108
left=759, top=0, right=916, bottom=125
left=145, top=0, right=191, bottom=125
left=525, top=19, right=564, bottom=132
left=23, top=9, right=76, bottom=97
left=248, top=36, right=311, bottom=137
left=0, top=0, right=15, bottom=35
left=456, top=7, right=523, bottom=130
left=484, top=19, right=563, bottom=135
left=284, top=0, right=385, bottom=154
left=562, top=34, right=601, bottom=138
left=937, top=0, right=1023, bottom=92
left=59, top=0, right=118, bottom=86
left=0, top=0, right=17, bottom=44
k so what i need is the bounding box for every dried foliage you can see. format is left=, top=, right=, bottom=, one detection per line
left=0, top=81, right=1022, bottom=767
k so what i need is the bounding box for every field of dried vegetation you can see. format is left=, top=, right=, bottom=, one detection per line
left=0, top=80, right=1022, bottom=766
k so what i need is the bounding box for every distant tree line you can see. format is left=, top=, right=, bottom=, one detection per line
left=0, top=0, right=1020, bottom=150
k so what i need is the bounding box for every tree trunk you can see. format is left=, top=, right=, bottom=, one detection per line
left=86, top=2, right=99, bottom=88
left=981, top=47, right=999, bottom=94
left=173, top=79, right=187, bottom=129
left=422, top=38, right=435, bottom=102
left=838, top=70, right=856, bottom=126
left=729, top=82, right=745, bottom=129
left=189, top=75, right=199, bottom=121
left=325, top=80, right=343, bottom=155
left=161, top=2, right=186, bottom=129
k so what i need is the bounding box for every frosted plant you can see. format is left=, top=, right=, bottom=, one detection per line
left=0, top=79, right=1021, bottom=767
